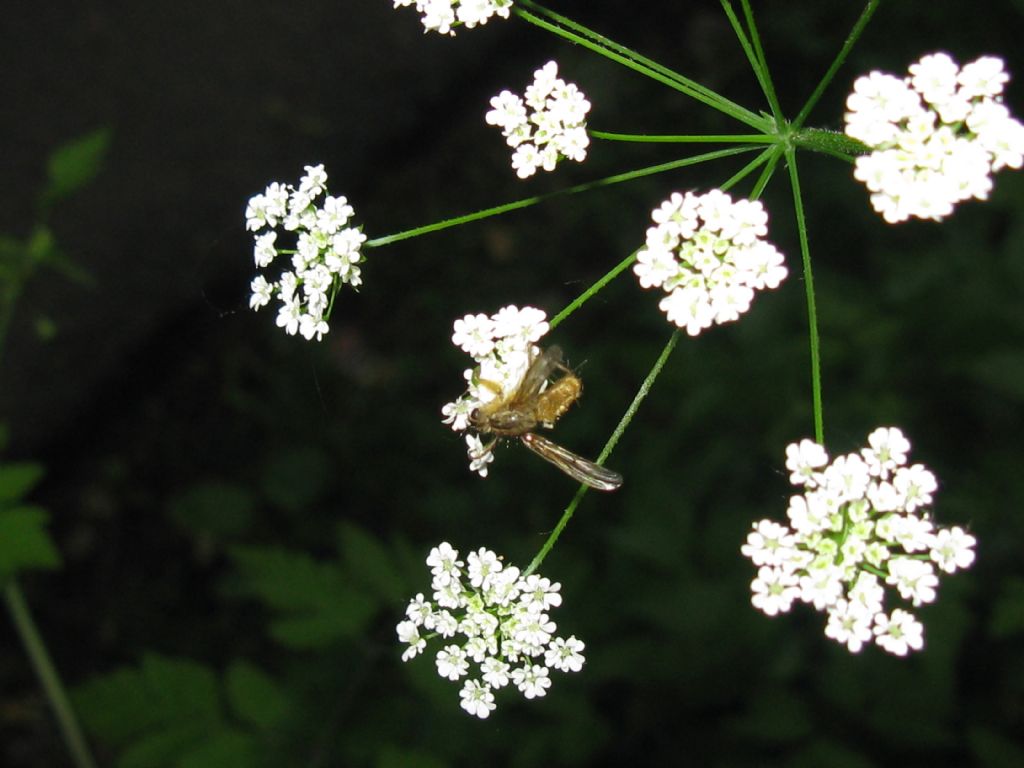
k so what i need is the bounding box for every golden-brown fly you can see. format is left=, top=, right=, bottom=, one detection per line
left=470, top=345, right=623, bottom=491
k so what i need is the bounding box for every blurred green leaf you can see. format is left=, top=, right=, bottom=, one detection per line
left=177, top=729, right=260, bottom=768
left=74, top=653, right=286, bottom=768
left=990, top=578, right=1024, bottom=638
left=227, top=545, right=377, bottom=648
left=33, top=313, right=58, bottom=341
left=376, top=745, right=448, bottom=768
left=0, top=506, right=61, bottom=579
left=168, top=482, right=254, bottom=540
left=969, top=725, right=1024, bottom=768
left=337, top=521, right=407, bottom=604
left=259, top=447, right=332, bottom=513
left=225, top=661, right=292, bottom=729
left=0, top=462, right=45, bottom=503
left=119, top=725, right=213, bottom=768
left=74, top=654, right=221, bottom=759
left=42, top=127, right=111, bottom=208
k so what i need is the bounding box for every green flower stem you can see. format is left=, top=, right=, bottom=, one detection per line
left=514, top=1, right=771, bottom=132
left=749, top=144, right=785, bottom=199
left=590, top=131, right=777, bottom=144
left=792, top=127, right=866, bottom=161
left=550, top=250, right=638, bottom=331
left=793, top=0, right=882, bottom=130
left=525, top=331, right=680, bottom=576
left=785, top=146, right=824, bottom=445
left=365, top=146, right=757, bottom=248
left=4, top=581, right=97, bottom=768
left=720, top=0, right=784, bottom=125
left=721, top=146, right=777, bottom=195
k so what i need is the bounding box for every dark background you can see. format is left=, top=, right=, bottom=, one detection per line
left=2, top=1, right=1023, bottom=766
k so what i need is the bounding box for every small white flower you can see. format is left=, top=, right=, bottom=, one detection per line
left=824, top=599, right=875, bottom=653
left=436, top=645, right=470, bottom=681
left=427, top=542, right=463, bottom=587
left=466, top=434, right=495, bottom=478
left=406, top=593, right=434, bottom=627
left=397, top=620, right=426, bottom=661
left=862, top=427, right=911, bottom=476
left=545, top=636, right=585, bottom=672
left=511, top=664, right=552, bottom=699
left=452, top=313, right=496, bottom=358
left=481, top=657, right=511, bottom=688
left=518, top=574, right=562, bottom=614
left=886, top=558, right=939, bottom=606
left=750, top=566, right=800, bottom=616
left=249, top=275, right=274, bottom=310
left=929, top=526, right=976, bottom=573
left=740, top=520, right=797, bottom=567
left=785, top=439, right=829, bottom=486
left=459, top=680, right=496, bottom=719
left=874, top=608, right=925, bottom=656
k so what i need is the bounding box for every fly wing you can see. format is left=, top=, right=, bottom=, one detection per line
left=510, top=345, right=564, bottom=407
left=520, top=432, right=623, bottom=492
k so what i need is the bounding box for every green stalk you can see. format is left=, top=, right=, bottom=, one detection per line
left=525, top=331, right=680, bottom=576
left=793, top=0, right=882, bottom=129
left=514, top=2, right=770, bottom=132
left=720, top=0, right=784, bottom=125
left=365, top=146, right=757, bottom=248
left=590, top=131, right=776, bottom=145
left=4, top=581, right=97, bottom=768
left=784, top=146, right=824, bottom=444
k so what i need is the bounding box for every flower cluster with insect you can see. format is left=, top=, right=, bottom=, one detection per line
left=392, top=0, right=513, bottom=36
left=845, top=52, right=1024, bottom=223
left=442, top=305, right=550, bottom=477
left=396, top=542, right=585, bottom=719
left=741, top=427, right=976, bottom=656
left=632, top=190, right=788, bottom=336
left=485, top=60, right=592, bottom=179
left=245, top=164, right=366, bottom=341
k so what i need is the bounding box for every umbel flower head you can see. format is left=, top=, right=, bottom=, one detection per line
left=245, top=165, right=366, bottom=341
left=485, top=61, right=591, bottom=179
left=393, top=0, right=512, bottom=36
left=632, top=190, right=787, bottom=336
left=741, top=427, right=977, bottom=656
left=397, top=542, right=585, bottom=719
left=441, top=304, right=550, bottom=477
left=845, top=52, right=1024, bottom=223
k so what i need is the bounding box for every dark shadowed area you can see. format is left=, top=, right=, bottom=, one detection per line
left=1, top=1, right=1023, bottom=766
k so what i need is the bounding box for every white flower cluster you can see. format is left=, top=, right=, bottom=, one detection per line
left=393, top=0, right=512, bottom=36
left=397, top=542, right=586, bottom=719
left=742, top=427, right=977, bottom=656
left=632, top=190, right=787, bottom=336
left=245, top=165, right=366, bottom=341
left=845, top=53, right=1024, bottom=223
left=441, top=305, right=549, bottom=477
left=485, top=61, right=591, bottom=179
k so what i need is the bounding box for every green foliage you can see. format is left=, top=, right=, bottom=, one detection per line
left=0, top=461, right=60, bottom=581
left=225, top=544, right=377, bottom=648
left=0, top=461, right=44, bottom=502
left=168, top=482, right=255, bottom=540
left=41, top=127, right=112, bottom=212
left=73, top=653, right=291, bottom=768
